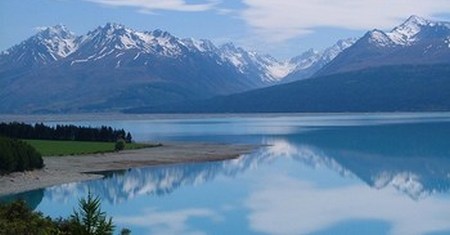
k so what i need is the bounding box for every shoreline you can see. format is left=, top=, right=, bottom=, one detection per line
left=2, top=112, right=450, bottom=123
left=0, top=142, right=257, bottom=196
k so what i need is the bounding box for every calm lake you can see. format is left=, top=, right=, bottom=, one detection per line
left=3, top=113, right=450, bottom=235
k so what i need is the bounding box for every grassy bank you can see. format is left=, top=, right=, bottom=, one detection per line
left=24, top=139, right=159, bottom=156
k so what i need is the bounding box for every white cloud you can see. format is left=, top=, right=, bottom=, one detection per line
left=115, top=207, right=222, bottom=235
left=86, top=0, right=218, bottom=12
left=241, top=0, right=450, bottom=42
left=245, top=174, right=450, bottom=235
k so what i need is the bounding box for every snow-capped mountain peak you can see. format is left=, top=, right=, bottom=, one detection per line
left=217, top=42, right=292, bottom=82
left=289, top=49, right=321, bottom=70
left=0, top=24, right=77, bottom=67
left=181, top=38, right=217, bottom=53
left=219, top=42, right=247, bottom=69
left=148, top=29, right=173, bottom=39
left=324, top=38, right=358, bottom=59
left=36, top=24, right=74, bottom=40
left=102, top=22, right=127, bottom=32
left=82, top=22, right=141, bottom=49
left=366, top=29, right=395, bottom=47
left=363, top=15, right=450, bottom=47
left=145, top=29, right=186, bottom=56
left=35, top=24, right=78, bottom=58
left=72, top=23, right=187, bottom=63
left=1, top=22, right=359, bottom=86
left=315, top=15, right=450, bottom=76
left=283, top=37, right=357, bottom=81
left=217, top=37, right=357, bottom=83
left=291, top=49, right=319, bottom=61
left=402, top=15, right=429, bottom=27
left=388, top=15, right=429, bottom=45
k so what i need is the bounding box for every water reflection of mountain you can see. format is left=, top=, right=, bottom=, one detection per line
left=45, top=152, right=272, bottom=204
left=44, top=122, right=450, bottom=203
left=280, top=122, right=450, bottom=199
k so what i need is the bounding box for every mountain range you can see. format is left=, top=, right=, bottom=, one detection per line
left=1, top=15, right=449, bottom=113
left=0, top=22, right=351, bottom=113
left=127, top=15, right=450, bottom=113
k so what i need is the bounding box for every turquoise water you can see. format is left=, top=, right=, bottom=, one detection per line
left=5, top=113, right=450, bottom=235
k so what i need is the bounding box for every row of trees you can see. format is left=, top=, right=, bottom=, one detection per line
left=0, top=122, right=132, bottom=143
left=0, top=136, right=44, bottom=174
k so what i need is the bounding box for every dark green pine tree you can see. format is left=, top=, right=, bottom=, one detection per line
left=125, top=132, right=132, bottom=143
left=70, top=191, right=115, bottom=235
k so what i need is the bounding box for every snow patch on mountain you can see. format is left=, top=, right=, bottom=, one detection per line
left=388, top=15, right=428, bottom=45
left=366, top=15, right=450, bottom=48
left=181, top=38, right=217, bottom=53
left=283, top=38, right=357, bottom=80
left=73, top=23, right=187, bottom=62
left=368, top=30, right=395, bottom=47
left=322, top=38, right=357, bottom=60
left=218, top=43, right=291, bottom=82
left=0, top=24, right=78, bottom=66
left=316, top=15, right=450, bottom=77
left=290, top=49, right=321, bottom=70
left=219, top=43, right=247, bottom=71
left=266, top=62, right=296, bottom=80
left=36, top=25, right=78, bottom=58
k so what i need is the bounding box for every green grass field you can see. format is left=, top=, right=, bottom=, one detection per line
left=24, top=139, right=157, bottom=156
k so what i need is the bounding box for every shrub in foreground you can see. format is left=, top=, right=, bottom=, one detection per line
left=0, top=136, right=44, bottom=174
left=0, top=200, right=57, bottom=234
left=0, top=193, right=125, bottom=235
left=115, top=139, right=126, bottom=151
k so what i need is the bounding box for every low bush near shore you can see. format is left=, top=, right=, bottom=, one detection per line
left=0, top=136, right=43, bottom=174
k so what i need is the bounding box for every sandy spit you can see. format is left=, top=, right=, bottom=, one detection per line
left=0, top=142, right=256, bottom=196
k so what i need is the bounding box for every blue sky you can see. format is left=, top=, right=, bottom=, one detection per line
left=1, top=0, right=450, bottom=59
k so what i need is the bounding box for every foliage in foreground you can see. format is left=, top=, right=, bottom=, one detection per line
left=0, top=136, right=44, bottom=174
left=70, top=192, right=115, bottom=235
left=0, top=200, right=56, bottom=235
left=0, top=193, right=128, bottom=235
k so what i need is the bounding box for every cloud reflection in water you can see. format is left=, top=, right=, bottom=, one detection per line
left=245, top=173, right=450, bottom=235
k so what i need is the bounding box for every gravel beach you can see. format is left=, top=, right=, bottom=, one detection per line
left=0, top=142, right=256, bottom=196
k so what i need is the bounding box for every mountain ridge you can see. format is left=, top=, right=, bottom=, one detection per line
left=125, top=63, right=450, bottom=113
left=316, top=15, right=450, bottom=76
left=0, top=22, right=353, bottom=113
left=0, top=22, right=355, bottom=84
left=1, top=15, right=449, bottom=114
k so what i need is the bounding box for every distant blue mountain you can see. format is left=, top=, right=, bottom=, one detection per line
left=1, top=16, right=448, bottom=113
left=126, top=64, right=450, bottom=113
left=126, top=16, right=450, bottom=113
left=0, top=23, right=351, bottom=113
left=0, top=23, right=264, bottom=113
